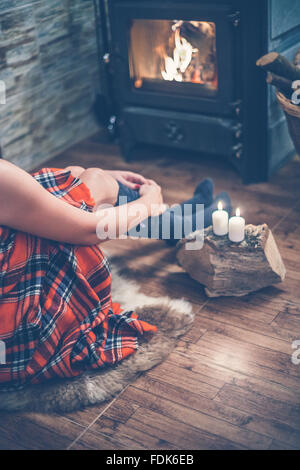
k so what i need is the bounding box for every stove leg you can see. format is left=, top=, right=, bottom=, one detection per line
left=119, top=119, right=136, bottom=161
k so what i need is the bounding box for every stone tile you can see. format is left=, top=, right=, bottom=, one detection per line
left=0, top=0, right=100, bottom=168
left=0, top=1, right=39, bottom=15
left=34, top=0, right=67, bottom=22
left=0, top=7, right=36, bottom=48
left=0, top=68, right=15, bottom=92
left=36, top=13, right=70, bottom=46
left=6, top=41, right=39, bottom=66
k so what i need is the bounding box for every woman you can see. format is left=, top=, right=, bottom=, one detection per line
left=0, top=161, right=230, bottom=390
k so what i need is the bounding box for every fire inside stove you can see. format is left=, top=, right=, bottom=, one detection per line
left=129, top=20, right=218, bottom=94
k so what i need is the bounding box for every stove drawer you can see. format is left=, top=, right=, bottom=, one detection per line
left=122, top=106, right=242, bottom=158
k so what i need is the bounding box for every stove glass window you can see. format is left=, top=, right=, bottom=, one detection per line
left=128, top=19, right=218, bottom=95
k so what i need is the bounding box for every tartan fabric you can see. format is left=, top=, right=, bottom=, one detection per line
left=0, top=168, right=156, bottom=391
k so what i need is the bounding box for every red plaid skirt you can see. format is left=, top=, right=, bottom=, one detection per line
left=0, top=168, right=156, bottom=390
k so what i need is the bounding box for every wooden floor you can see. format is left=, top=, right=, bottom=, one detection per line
left=1, top=137, right=300, bottom=450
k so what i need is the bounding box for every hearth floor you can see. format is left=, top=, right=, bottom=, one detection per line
left=1, top=137, right=300, bottom=450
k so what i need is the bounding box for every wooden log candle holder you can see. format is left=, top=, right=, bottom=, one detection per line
left=176, top=224, right=286, bottom=297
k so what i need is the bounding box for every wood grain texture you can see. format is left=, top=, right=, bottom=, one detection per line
left=1, top=137, right=300, bottom=450
left=177, top=224, right=286, bottom=297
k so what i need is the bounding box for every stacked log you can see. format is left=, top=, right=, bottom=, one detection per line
left=256, top=50, right=300, bottom=104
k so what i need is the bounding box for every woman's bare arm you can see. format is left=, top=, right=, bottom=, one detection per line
left=0, top=162, right=162, bottom=245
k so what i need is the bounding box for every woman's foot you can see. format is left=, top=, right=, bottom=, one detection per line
left=165, top=191, right=232, bottom=245
left=193, top=178, right=214, bottom=205
left=173, top=178, right=214, bottom=214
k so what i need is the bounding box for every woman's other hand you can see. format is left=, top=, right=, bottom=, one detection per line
left=139, top=181, right=166, bottom=216
left=106, top=170, right=148, bottom=189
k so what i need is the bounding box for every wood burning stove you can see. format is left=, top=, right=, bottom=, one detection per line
left=97, top=0, right=300, bottom=183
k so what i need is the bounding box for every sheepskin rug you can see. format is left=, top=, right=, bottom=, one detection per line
left=0, top=261, right=194, bottom=413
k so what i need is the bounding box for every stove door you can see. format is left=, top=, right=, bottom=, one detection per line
left=110, top=2, right=240, bottom=117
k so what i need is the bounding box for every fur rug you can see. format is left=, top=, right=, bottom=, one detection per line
left=0, top=262, right=193, bottom=413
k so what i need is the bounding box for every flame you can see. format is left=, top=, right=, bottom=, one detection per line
left=161, top=56, right=183, bottom=82
left=218, top=201, right=223, bottom=211
left=161, top=28, right=195, bottom=82
left=236, top=208, right=240, bottom=217
left=134, top=78, right=143, bottom=88
left=161, top=21, right=218, bottom=87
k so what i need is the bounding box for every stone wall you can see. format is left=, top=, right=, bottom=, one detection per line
left=0, top=0, right=101, bottom=170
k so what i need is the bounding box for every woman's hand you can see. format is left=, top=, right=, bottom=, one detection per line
left=106, top=170, right=148, bottom=189
left=139, top=181, right=166, bottom=216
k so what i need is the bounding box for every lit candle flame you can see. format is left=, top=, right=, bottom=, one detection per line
left=236, top=207, right=240, bottom=217
left=218, top=201, right=223, bottom=211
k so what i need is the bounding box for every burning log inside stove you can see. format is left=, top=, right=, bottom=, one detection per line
left=180, top=21, right=217, bottom=82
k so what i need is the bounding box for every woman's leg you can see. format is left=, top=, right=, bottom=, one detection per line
left=65, top=166, right=86, bottom=178
left=115, top=181, right=141, bottom=206
left=114, top=179, right=222, bottom=241
left=65, top=166, right=137, bottom=212
left=64, top=166, right=224, bottom=241
left=78, top=168, right=119, bottom=211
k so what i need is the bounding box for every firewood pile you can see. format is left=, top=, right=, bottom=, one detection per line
left=257, top=49, right=300, bottom=155
left=256, top=49, right=300, bottom=102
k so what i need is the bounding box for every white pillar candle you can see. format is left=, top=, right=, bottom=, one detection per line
left=229, top=208, right=245, bottom=242
left=212, top=201, right=229, bottom=236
